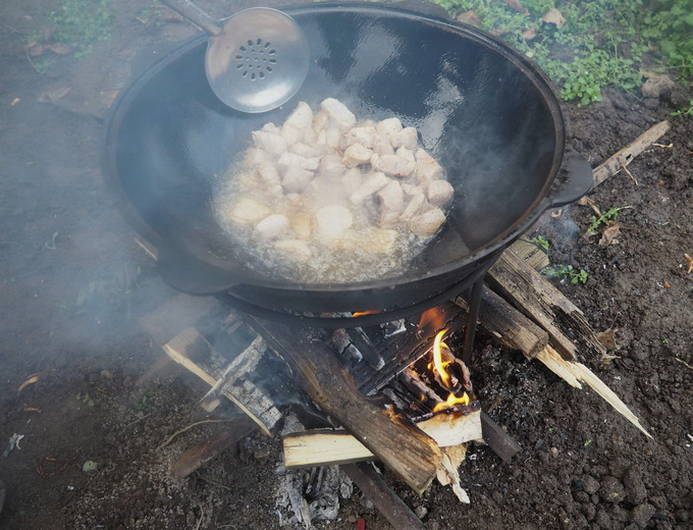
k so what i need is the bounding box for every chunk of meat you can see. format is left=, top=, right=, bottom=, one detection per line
left=315, top=205, right=354, bottom=239
left=376, top=180, right=405, bottom=227
left=284, top=101, right=313, bottom=130
left=349, top=172, right=390, bottom=204
left=329, top=228, right=397, bottom=254
left=342, top=143, right=373, bottom=168
left=242, top=148, right=271, bottom=168
left=409, top=207, right=446, bottom=237
left=290, top=212, right=312, bottom=240
left=415, top=148, right=443, bottom=182
left=427, top=179, right=454, bottom=206
left=261, top=122, right=280, bottom=134
left=371, top=148, right=416, bottom=177
left=252, top=130, right=287, bottom=156
left=256, top=162, right=283, bottom=196
left=400, top=191, right=427, bottom=221
left=320, top=98, right=356, bottom=128
left=254, top=214, right=290, bottom=241
left=376, top=117, right=402, bottom=137
left=227, top=197, right=271, bottom=225
left=325, top=128, right=341, bottom=150
left=282, top=166, right=314, bottom=193
left=273, top=239, right=312, bottom=262
left=372, top=135, right=394, bottom=156
left=392, top=127, right=418, bottom=149
left=291, top=142, right=322, bottom=158
left=278, top=152, right=320, bottom=172
left=281, top=124, right=302, bottom=146
left=341, top=168, right=363, bottom=195
left=343, top=126, right=376, bottom=149
left=319, top=154, right=346, bottom=179
left=313, top=110, right=330, bottom=132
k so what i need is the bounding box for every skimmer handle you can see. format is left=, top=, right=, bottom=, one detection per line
left=160, top=0, right=223, bottom=35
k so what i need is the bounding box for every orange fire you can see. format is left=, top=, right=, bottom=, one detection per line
left=352, top=310, right=379, bottom=317
left=432, top=391, right=470, bottom=412
left=431, top=329, right=453, bottom=388
left=418, top=307, right=445, bottom=331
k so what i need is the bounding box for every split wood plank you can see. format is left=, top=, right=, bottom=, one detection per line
left=536, top=346, right=652, bottom=438
left=283, top=410, right=482, bottom=468
left=592, top=120, right=670, bottom=186
left=479, top=412, right=521, bottom=464
left=488, top=250, right=607, bottom=361
left=163, top=328, right=281, bottom=436
left=454, top=286, right=549, bottom=359
left=249, top=316, right=443, bottom=495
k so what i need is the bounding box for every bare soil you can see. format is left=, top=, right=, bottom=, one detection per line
left=0, top=1, right=691, bottom=529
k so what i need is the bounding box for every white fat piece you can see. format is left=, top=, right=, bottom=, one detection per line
left=242, top=148, right=271, bottom=168
left=252, top=130, right=287, bottom=156
left=400, top=191, right=427, bottom=221
left=291, top=142, right=322, bottom=158
left=313, top=110, right=330, bottom=133
left=319, top=154, right=346, bottom=179
left=282, top=166, right=314, bottom=193
left=341, top=168, right=363, bottom=196
left=415, top=148, right=443, bottom=183
left=376, top=180, right=405, bottom=227
left=278, top=152, right=320, bottom=172
left=228, top=197, right=271, bottom=225
left=315, top=205, right=353, bottom=239
left=320, top=98, right=356, bottom=129
left=371, top=148, right=416, bottom=177
left=409, top=207, right=446, bottom=237
left=343, top=126, right=376, bottom=149
left=376, top=117, right=402, bottom=137
left=372, top=135, right=394, bottom=156
left=342, top=143, right=373, bottom=168
left=427, top=179, right=454, bottom=207
left=284, top=101, right=313, bottom=130
left=392, top=126, right=418, bottom=150
left=349, top=172, right=390, bottom=204
left=254, top=214, right=290, bottom=241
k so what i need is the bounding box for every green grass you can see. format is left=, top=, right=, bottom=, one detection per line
left=543, top=264, right=589, bottom=284
left=527, top=235, right=550, bottom=251
left=671, top=98, right=693, bottom=116
left=432, top=0, right=692, bottom=104
left=587, top=206, right=623, bottom=233
left=49, top=0, right=114, bottom=58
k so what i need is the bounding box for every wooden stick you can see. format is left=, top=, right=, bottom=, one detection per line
left=592, top=120, right=670, bottom=186
left=536, top=346, right=652, bottom=438
left=249, top=317, right=443, bottom=494
left=342, top=463, right=425, bottom=530
left=282, top=410, right=482, bottom=468
left=480, top=412, right=521, bottom=464
left=163, top=328, right=281, bottom=436
left=454, top=286, right=549, bottom=359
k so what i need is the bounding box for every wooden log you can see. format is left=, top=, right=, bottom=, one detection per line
left=480, top=412, right=521, bottom=464
left=342, top=463, right=425, bottom=530
left=592, top=120, right=670, bottom=186
left=163, top=328, right=281, bottom=436
left=509, top=239, right=550, bottom=271
left=282, top=410, right=482, bottom=468
left=454, top=286, right=549, bottom=359
left=248, top=317, right=443, bottom=494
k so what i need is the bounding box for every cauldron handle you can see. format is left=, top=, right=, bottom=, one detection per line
left=546, top=153, right=593, bottom=208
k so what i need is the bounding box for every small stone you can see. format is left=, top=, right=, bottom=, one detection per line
left=675, top=509, right=689, bottom=522
left=550, top=447, right=559, bottom=457
left=591, top=494, right=600, bottom=505
left=595, top=509, right=611, bottom=528
left=581, top=503, right=596, bottom=521
left=583, top=475, right=601, bottom=495
left=599, top=476, right=625, bottom=504
left=415, top=506, right=428, bottom=519
left=630, top=503, right=655, bottom=526
left=253, top=447, right=270, bottom=460
left=574, top=491, right=590, bottom=504
left=82, top=460, right=99, bottom=473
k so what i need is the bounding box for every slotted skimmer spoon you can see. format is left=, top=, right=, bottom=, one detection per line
left=162, top=0, right=309, bottom=113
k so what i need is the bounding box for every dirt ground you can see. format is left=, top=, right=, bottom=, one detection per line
left=0, top=1, right=691, bottom=529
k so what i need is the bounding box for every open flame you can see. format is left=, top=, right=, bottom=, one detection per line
left=432, top=391, right=470, bottom=412
left=431, top=329, right=453, bottom=388
left=352, top=310, right=379, bottom=317
left=427, top=328, right=471, bottom=413
left=418, top=307, right=445, bottom=331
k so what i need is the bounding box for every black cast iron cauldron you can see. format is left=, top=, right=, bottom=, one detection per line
left=105, top=3, right=592, bottom=325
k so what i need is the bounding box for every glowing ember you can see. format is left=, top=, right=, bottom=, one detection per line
left=431, top=329, right=453, bottom=388
left=432, top=391, right=470, bottom=412
left=352, top=310, right=379, bottom=317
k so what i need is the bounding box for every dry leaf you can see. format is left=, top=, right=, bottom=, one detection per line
left=541, top=7, right=566, bottom=28
left=522, top=28, right=537, bottom=40
left=662, top=280, right=671, bottom=288
left=17, top=374, right=41, bottom=394
left=550, top=209, right=562, bottom=218
left=684, top=253, right=693, bottom=274
left=457, top=11, right=481, bottom=26
left=599, top=223, right=621, bottom=246
left=503, top=0, right=528, bottom=14
left=596, top=328, right=619, bottom=351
